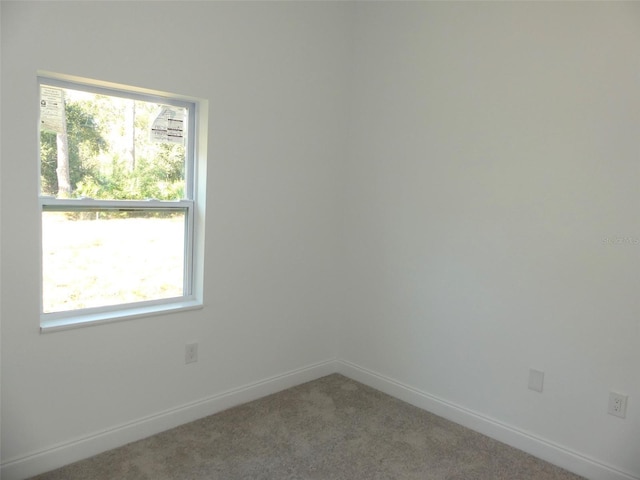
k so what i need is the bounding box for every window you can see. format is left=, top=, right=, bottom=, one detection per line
left=38, top=74, right=205, bottom=330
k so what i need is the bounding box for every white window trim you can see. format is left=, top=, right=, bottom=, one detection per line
left=38, top=72, right=207, bottom=332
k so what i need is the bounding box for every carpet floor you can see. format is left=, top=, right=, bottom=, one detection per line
left=30, top=374, right=585, bottom=480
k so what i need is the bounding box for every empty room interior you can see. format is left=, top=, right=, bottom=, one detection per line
left=1, top=2, right=639, bottom=480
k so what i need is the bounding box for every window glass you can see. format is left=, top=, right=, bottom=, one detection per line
left=40, top=85, right=188, bottom=201
left=42, top=209, right=186, bottom=313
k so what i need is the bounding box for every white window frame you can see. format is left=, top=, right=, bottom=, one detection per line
left=38, top=73, right=206, bottom=332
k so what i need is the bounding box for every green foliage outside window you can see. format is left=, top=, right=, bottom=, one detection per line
left=40, top=94, right=186, bottom=203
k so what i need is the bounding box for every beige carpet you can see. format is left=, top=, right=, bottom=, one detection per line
left=30, top=374, right=585, bottom=480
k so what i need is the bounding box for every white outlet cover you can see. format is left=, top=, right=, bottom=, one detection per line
left=528, top=369, right=544, bottom=393
left=185, top=343, right=198, bottom=364
left=608, top=392, right=628, bottom=419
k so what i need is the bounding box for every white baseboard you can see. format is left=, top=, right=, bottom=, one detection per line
left=0, top=358, right=338, bottom=480
left=336, top=359, right=639, bottom=480
left=4, top=358, right=637, bottom=480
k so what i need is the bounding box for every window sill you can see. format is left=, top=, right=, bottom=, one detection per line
left=40, top=299, right=203, bottom=333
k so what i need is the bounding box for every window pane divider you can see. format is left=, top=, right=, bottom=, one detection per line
left=40, top=197, right=193, bottom=210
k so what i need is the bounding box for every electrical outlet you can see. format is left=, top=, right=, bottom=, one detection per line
left=528, top=369, right=544, bottom=393
left=608, top=392, right=628, bottom=419
left=185, top=343, right=198, bottom=364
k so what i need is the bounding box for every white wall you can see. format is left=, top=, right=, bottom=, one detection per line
left=2, top=2, right=640, bottom=480
left=0, top=1, right=350, bottom=477
left=342, top=2, right=640, bottom=479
